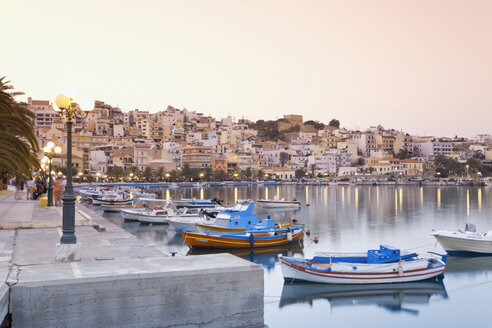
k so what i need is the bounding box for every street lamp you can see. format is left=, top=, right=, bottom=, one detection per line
left=53, top=94, right=94, bottom=249
left=42, top=142, right=62, bottom=206
left=466, top=164, right=470, bottom=178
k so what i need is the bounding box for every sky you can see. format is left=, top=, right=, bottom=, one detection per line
left=2, top=0, right=491, bottom=137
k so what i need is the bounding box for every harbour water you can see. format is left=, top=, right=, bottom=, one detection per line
left=96, top=184, right=492, bottom=327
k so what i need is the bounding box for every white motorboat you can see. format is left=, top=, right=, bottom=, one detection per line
left=280, top=245, right=447, bottom=284
left=256, top=196, right=300, bottom=208
left=431, top=223, right=492, bottom=256
left=173, top=197, right=222, bottom=208
left=78, top=187, right=118, bottom=200
left=91, top=194, right=133, bottom=206
left=102, top=197, right=168, bottom=213
left=166, top=207, right=229, bottom=231
left=121, top=201, right=177, bottom=222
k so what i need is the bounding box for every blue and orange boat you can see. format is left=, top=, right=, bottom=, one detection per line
left=181, top=226, right=304, bottom=249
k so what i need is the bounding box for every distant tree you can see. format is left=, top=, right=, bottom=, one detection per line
left=434, top=155, right=463, bottom=177
left=356, top=157, right=365, bottom=166
left=465, top=157, right=484, bottom=175
left=304, top=120, right=325, bottom=130
left=212, top=170, right=228, bottom=181
left=256, top=169, right=265, bottom=181
left=295, top=169, right=307, bottom=179
left=142, top=166, right=154, bottom=181
left=328, top=119, right=340, bottom=128
left=54, top=165, right=80, bottom=177
left=310, top=164, right=317, bottom=177
left=155, top=167, right=165, bottom=181
left=279, top=152, right=289, bottom=167
left=107, top=166, right=125, bottom=180
left=127, top=166, right=141, bottom=178
left=396, top=149, right=411, bottom=160
left=472, top=151, right=485, bottom=160
left=243, top=167, right=253, bottom=181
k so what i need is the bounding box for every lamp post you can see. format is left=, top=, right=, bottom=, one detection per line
left=42, top=142, right=62, bottom=206
left=53, top=94, right=93, bottom=246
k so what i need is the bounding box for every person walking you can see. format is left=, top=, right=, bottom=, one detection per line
left=54, top=178, right=63, bottom=206
left=26, top=178, right=35, bottom=200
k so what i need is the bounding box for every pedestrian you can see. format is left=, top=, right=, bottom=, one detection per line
left=26, top=178, right=35, bottom=200
left=54, top=178, right=63, bottom=206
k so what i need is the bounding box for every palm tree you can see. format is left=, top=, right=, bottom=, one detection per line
left=310, top=164, right=317, bottom=177
left=0, top=77, right=39, bottom=189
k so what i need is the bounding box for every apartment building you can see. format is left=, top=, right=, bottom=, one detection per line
left=181, top=146, right=213, bottom=169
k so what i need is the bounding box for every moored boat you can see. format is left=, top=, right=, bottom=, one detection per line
left=256, top=196, right=300, bottom=209
left=91, top=195, right=133, bottom=206
left=431, top=223, right=492, bottom=256
left=181, top=224, right=304, bottom=249
left=280, top=245, right=447, bottom=284
left=195, top=201, right=259, bottom=234
left=102, top=197, right=169, bottom=213
left=174, top=197, right=222, bottom=208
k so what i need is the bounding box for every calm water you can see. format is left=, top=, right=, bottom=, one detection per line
left=95, top=185, right=492, bottom=328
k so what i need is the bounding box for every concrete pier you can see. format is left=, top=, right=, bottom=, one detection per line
left=0, top=190, right=264, bottom=327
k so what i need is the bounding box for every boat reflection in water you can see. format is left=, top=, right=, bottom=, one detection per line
left=445, top=256, right=492, bottom=276
left=279, top=278, right=447, bottom=315
left=188, top=243, right=303, bottom=271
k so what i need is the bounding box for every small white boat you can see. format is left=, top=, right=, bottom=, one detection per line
left=91, top=194, right=133, bottom=206
left=431, top=223, right=492, bottom=256
left=121, top=201, right=177, bottom=222
left=280, top=245, right=447, bottom=284
left=102, top=197, right=168, bottom=213
left=78, top=187, right=118, bottom=200
left=173, top=197, right=222, bottom=208
left=256, top=196, right=300, bottom=208
left=166, top=207, right=229, bottom=231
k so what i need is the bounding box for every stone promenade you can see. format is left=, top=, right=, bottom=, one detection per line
left=0, top=189, right=264, bottom=328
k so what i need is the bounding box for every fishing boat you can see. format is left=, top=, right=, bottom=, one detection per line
left=166, top=206, right=231, bottom=231
left=195, top=201, right=260, bottom=234
left=256, top=196, right=300, bottom=209
left=431, top=223, right=492, bottom=256
left=181, top=223, right=304, bottom=249
left=280, top=245, right=447, bottom=284
left=121, top=201, right=177, bottom=222
left=102, top=197, right=169, bottom=213
left=91, top=194, right=133, bottom=206
left=173, top=197, right=222, bottom=208
left=78, top=187, right=118, bottom=200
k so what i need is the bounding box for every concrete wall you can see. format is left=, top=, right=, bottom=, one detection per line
left=10, top=255, right=264, bottom=328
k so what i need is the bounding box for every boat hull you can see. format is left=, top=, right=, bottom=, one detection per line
left=432, top=232, right=492, bottom=255
left=182, top=229, right=304, bottom=249
left=280, top=257, right=445, bottom=284
left=102, top=205, right=143, bottom=213
left=256, top=200, right=300, bottom=208
left=91, top=198, right=133, bottom=206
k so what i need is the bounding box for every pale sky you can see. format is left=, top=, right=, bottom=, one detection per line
left=2, top=0, right=491, bottom=137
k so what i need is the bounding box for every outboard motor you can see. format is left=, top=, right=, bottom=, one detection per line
left=211, top=197, right=224, bottom=205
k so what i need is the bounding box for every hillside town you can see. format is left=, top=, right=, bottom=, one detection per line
left=28, top=97, right=492, bottom=181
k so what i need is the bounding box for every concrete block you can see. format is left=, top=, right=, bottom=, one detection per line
left=11, top=255, right=264, bottom=328
left=0, top=284, right=8, bottom=326
left=55, top=243, right=81, bottom=262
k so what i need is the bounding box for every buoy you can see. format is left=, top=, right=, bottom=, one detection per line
left=314, top=236, right=319, bottom=243
left=306, top=203, right=310, bottom=206
left=306, top=229, right=311, bottom=236
left=149, top=223, right=153, bottom=227
left=292, top=217, right=298, bottom=223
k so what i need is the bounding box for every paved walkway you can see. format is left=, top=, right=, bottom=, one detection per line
left=0, top=191, right=90, bottom=229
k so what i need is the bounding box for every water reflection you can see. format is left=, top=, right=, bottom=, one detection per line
left=279, top=279, right=448, bottom=315
left=188, top=243, right=303, bottom=271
